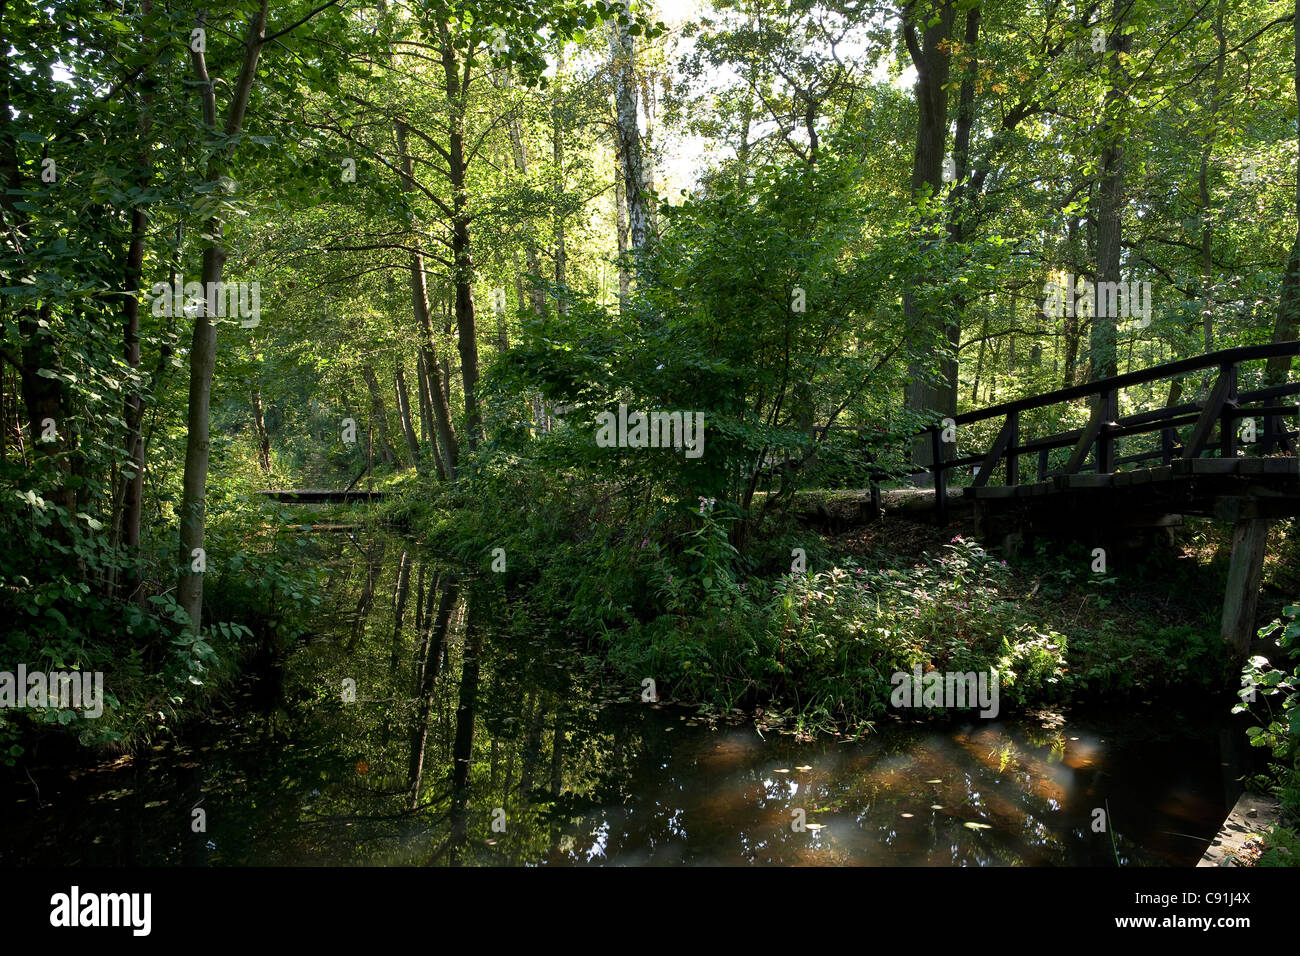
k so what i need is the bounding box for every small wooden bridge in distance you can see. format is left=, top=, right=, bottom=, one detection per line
left=893, top=341, right=1299, bottom=655
left=258, top=489, right=387, bottom=503
left=261, top=460, right=388, bottom=504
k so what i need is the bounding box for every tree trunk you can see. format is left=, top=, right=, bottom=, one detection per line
left=505, top=69, right=545, bottom=317
left=552, top=74, right=568, bottom=317
left=610, top=19, right=649, bottom=251
left=118, top=0, right=154, bottom=557
left=1267, top=0, right=1300, bottom=384
left=360, top=365, right=397, bottom=466
left=902, top=0, right=956, bottom=469
left=1090, top=1, right=1132, bottom=382
left=395, top=120, right=459, bottom=477
left=416, top=351, right=448, bottom=482
left=1, top=33, right=69, bottom=513
left=971, top=312, right=988, bottom=402
left=638, top=72, right=660, bottom=239
left=251, top=387, right=270, bottom=473
left=1200, top=5, right=1227, bottom=358
left=613, top=144, right=630, bottom=304
left=394, top=358, right=421, bottom=467
left=177, top=1, right=270, bottom=632
left=439, top=23, right=483, bottom=448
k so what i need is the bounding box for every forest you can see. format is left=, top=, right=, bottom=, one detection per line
left=1, top=0, right=1299, bottom=871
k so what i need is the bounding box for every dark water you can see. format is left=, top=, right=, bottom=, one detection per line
left=1, top=532, right=1246, bottom=866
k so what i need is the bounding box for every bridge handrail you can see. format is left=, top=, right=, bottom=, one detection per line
left=946, top=340, right=1300, bottom=428
left=857, top=341, right=1300, bottom=521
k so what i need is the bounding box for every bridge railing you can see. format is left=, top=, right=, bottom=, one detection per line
left=913, top=341, right=1300, bottom=521
left=813, top=342, right=1299, bottom=522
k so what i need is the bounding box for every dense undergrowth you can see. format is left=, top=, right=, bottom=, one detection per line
left=379, top=457, right=1278, bottom=733
left=0, top=474, right=327, bottom=763
left=1234, top=602, right=1300, bottom=864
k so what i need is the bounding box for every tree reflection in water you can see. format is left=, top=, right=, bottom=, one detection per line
left=0, top=532, right=1237, bottom=867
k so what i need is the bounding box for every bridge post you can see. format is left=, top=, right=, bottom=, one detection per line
left=1220, top=515, right=1271, bottom=657
left=1259, top=413, right=1278, bottom=455
left=1005, top=410, right=1020, bottom=486
left=1161, top=427, right=1175, bottom=464
left=1095, top=389, right=1117, bottom=473
left=1219, top=364, right=1239, bottom=458
left=930, top=426, right=947, bottom=525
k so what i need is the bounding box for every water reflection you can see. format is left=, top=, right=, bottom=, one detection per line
left=0, top=532, right=1238, bottom=867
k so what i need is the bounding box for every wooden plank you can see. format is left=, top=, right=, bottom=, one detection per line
left=970, top=485, right=1019, bottom=499
left=1238, top=457, right=1299, bottom=476
left=1065, top=401, right=1108, bottom=475
left=1221, top=517, right=1272, bottom=656
left=1053, top=473, right=1114, bottom=491
left=1189, top=458, right=1242, bottom=475
left=1184, top=364, right=1236, bottom=459
left=973, top=414, right=1017, bottom=488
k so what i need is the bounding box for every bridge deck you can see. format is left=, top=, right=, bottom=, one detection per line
left=967, top=457, right=1298, bottom=518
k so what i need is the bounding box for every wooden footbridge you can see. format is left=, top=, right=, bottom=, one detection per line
left=258, top=489, right=387, bottom=503
left=260, top=462, right=387, bottom=503
left=901, top=341, right=1299, bottom=654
